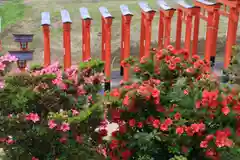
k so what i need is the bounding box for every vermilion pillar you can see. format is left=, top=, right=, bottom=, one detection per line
left=176, top=9, right=183, bottom=50
left=61, top=10, right=72, bottom=70
left=101, top=16, right=106, bottom=62
left=216, top=0, right=240, bottom=68
left=120, top=15, right=124, bottom=75
left=194, top=0, right=221, bottom=65
left=80, top=7, right=92, bottom=62
left=41, top=12, right=51, bottom=67
left=156, top=0, right=176, bottom=49
left=192, top=10, right=200, bottom=56
left=120, top=4, right=133, bottom=81
left=176, top=1, right=200, bottom=56
left=158, top=11, right=164, bottom=49
left=138, top=2, right=156, bottom=58
left=139, top=12, right=146, bottom=59
left=42, top=25, right=51, bottom=67
left=184, top=15, right=193, bottom=53
left=99, top=7, right=114, bottom=91
left=224, top=7, right=239, bottom=68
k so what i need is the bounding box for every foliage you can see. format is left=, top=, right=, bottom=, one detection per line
left=101, top=46, right=240, bottom=160
left=223, top=45, right=240, bottom=84
left=0, top=53, right=17, bottom=77
left=0, top=60, right=105, bottom=160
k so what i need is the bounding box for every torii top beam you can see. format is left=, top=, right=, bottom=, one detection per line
left=120, top=4, right=133, bottom=16
left=177, top=0, right=200, bottom=15
left=156, top=0, right=176, bottom=11
left=79, top=7, right=92, bottom=20
left=194, top=0, right=221, bottom=12
left=41, top=12, right=51, bottom=26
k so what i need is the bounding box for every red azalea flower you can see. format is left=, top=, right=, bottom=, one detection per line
left=110, top=139, right=119, bottom=150
left=75, top=135, right=83, bottom=144
left=164, top=118, right=173, bottom=126
left=174, top=112, right=181, bottom=120
left=32, top=157, right=39, bottom=160
left=183, top=89, right=189, bottom=95
left=195, top=100, right=201, bottom=109
left=123, top=95, right=130, bottom=106
left=99, top=129, right=108, bottom=137
left=221, top=106, right=230, bottom=115
left=237, top=128, right=240, bottom=136
left=167, top=45, right=175, bottom=52
left=152, top=88, right=160, bottom=98
left=185, top=127, right=194, bottom=136
left=59, top=136, right=67, bottom=144
left=137, top=122, right=143, bottom=128
left=134, top=66, right=141, bottom=73
left=160, top=123, right=168, bottom=131
left=152, top=119, right=160, bottom=128
left=156, top=105, right=165, bottom=112
left=140, top=56, right=147, bottom=64
left=111, top=131, right=118, bottom=137
left=176, top=126, right=184, bottom=135
left=128, top=119, right=136, bottom=127
left=205, top=134, right=214, bottom=141
left=168, top=63, right=176, bottom=70
left=200, top=141, right=208, bottom=148
left=146, top=116, right=154, bottom=124
left=205, top=148, right=217, bottom=158
left=192, top=55, right=200, bottom=60
left=111, top=109, right=121, bottom=122
left=121, top=150, right=131, bottom=159
left=119, top=124, right=127, bottom=134
left=110, top=88, right=120, bottom=97
left=181, top=146, right=188, bottom=153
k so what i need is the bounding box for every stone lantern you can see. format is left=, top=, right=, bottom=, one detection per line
left=8, top=34, right=34, bottom=71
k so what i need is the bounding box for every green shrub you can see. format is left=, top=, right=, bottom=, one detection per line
left=0, top=60, right=105, bottom=160
left=101, top=46, right=240, bottom=160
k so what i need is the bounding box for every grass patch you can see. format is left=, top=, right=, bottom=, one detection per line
left=0, top=0, right=26, bottom=30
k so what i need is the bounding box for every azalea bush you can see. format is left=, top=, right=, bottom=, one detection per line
left=101, top=46, right=240, bottom=160
left=0, top=59, right=106, bottom=160
left=223, top=45, right=240, bottom=84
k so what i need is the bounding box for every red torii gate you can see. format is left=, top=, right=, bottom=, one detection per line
left=217, top=0, right=239, bottom=68
left=176, top=1, right=201, bottom=56
left=99, top=6, right=114, bottom=91
left=156, top=0, right=176, bottom=49
left=138, top=1, right=156, bottom=58
left=80, top=7, right=92, bottom=62
left=61, top=10, right=72, bottom=70
left=120, top=4, right=133, bottom=81
left=194, top=0, right=221, bottom=66
left=41, top=12, right=51, bottom=67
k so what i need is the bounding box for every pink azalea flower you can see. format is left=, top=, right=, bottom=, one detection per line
left=71, top=109, right=79, bottom=116
left=8, top=114, right=13, bottom=118
left=0, top=62, right=6, bottom=71
left=77, top=85, right=86, bottom=96
left=32, top=157, right=39, bottom=160
left=48, top=120, right=57, bottom=129
left=6, top=136, right=14, bottom=145
left=60, top=122, right=70, bottom=132
left=0, top=81, right=5, bottom=89
left=59, top=136, right=67, bottom=143
left=25, top=113, right=40, bottom=123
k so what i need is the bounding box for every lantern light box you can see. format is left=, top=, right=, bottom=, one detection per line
left=8, top=50, right=34, bottom=61
left=12, top=34, right=34, bottom=43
